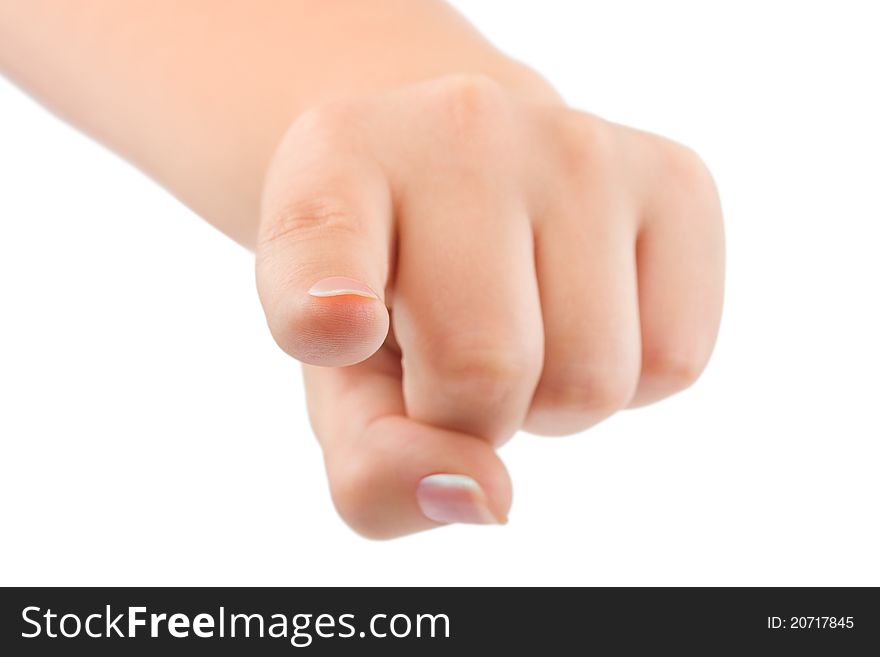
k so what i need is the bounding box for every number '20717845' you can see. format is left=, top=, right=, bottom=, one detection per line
left=768, top=617, right=854, bottom=629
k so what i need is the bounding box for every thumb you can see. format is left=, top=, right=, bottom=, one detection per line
left=256, top=122, right=392, bottom=367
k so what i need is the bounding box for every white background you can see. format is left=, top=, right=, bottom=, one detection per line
left=1, top=1, right=878, bottom=585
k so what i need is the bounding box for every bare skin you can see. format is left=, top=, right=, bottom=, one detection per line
left=0, top=1, right=724, bottom=538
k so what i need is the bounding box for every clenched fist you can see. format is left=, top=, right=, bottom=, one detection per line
left=255, top=74, right=724, bottom=539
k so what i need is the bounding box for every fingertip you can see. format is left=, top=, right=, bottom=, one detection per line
left=267, top=288, right=389, bottom=367
left=323, top=415, right=512, bottom=539
left=416, top=473, right=508, bottom=525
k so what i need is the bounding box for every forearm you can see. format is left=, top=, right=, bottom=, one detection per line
left=0, top=0, right=554, bottom=247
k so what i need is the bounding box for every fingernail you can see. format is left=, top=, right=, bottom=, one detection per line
left=308, top=276, right=379, bottom=299
left=416, top=474, right=505, bottom=525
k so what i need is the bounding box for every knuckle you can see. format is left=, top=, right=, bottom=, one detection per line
left=667, top=142, right=710, bottom=180
left=259, top=195, right=361, bottom=248
left=655, top=139, right=716, bottom=196
left=556, top=112, right=617, bottom=181
left=430, top=73, right=506, bottom=142
left=289, top=100, right=358, bottom=141
left=423, top=339, right=539, bottom=404
left=537, top=365, right=638, bottom=418
left=641, top=348, right=707, bottom=393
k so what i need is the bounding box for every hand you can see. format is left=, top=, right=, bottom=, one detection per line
left=255, top=74, right=724, bottom=539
